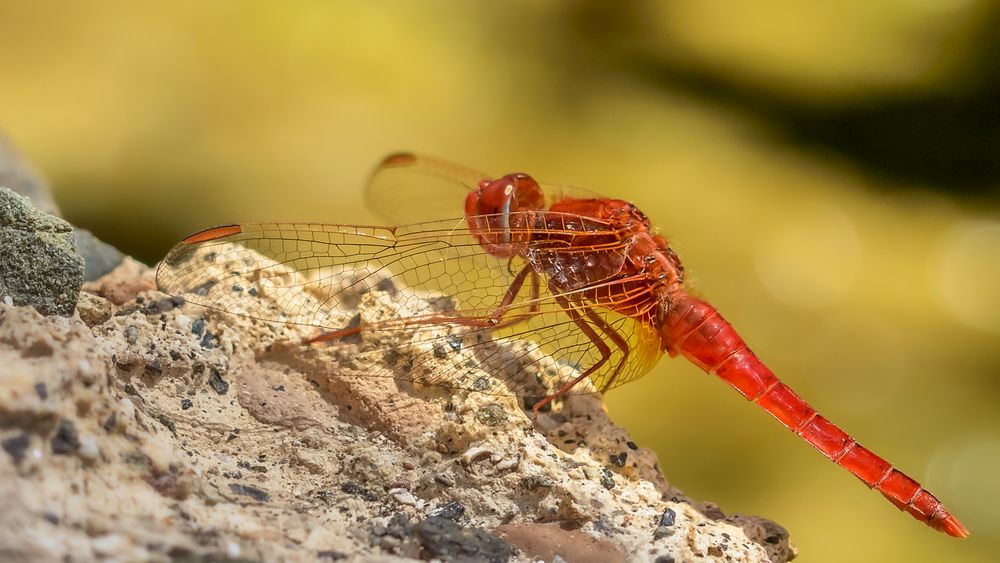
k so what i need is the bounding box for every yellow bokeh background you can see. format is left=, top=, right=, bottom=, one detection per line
left=2, top=2, right=998, bottom=561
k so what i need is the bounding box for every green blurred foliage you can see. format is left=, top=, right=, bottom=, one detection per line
left=1, top=1, right=998, bottom=560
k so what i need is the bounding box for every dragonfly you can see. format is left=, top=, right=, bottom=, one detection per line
left=156, top=152, right=967, bottom=538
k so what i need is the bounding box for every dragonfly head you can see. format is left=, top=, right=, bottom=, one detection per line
left=466, top=173, right=545, bottom=217
left=465, top=173, right=545, bottom=257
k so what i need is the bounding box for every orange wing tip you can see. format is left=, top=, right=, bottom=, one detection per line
left=379, top=152, right=417, bottom=168
left=935, top=513, right=970, bottom=539
left=182, top=224, right=242, bottom=244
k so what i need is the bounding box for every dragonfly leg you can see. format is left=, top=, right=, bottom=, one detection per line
left=531, top=294, right=618, bottom=413
left=582, top=306, right=630, bottom=392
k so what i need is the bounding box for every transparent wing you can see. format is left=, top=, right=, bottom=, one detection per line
left=156, top=216, right=663, bottom=399
left=365, top=152, right=607, bottom=225
left=365, top=153, right=485, bottom=225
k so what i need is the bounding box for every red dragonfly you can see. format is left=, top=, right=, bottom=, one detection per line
left=156, top=153, right=967, bottom=538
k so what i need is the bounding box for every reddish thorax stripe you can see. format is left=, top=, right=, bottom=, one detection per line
left=182, top=224, right=242, bottom=244
left=661, top=292, right=968, bottom=538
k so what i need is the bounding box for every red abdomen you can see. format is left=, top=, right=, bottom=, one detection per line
left=660, top=292, right=968, bottom=538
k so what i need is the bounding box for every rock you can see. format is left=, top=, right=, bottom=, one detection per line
left=76, top=291, right=113, bottom=327
left=0, top=258, right=795, bottom=562
left=74, top=227, right=126, bottom=282
left=0, top=188, right=84, bottom=316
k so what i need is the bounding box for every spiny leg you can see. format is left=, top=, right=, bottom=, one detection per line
left=582, top=306, right=631, bottom=392
left=531, top=293, right=615, bottom=413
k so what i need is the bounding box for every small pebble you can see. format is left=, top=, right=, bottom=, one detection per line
left=77, top=435, right=100, bottom=462
left=181, top=399, right=193, bottom=410
left=428, top=501, right=466, bottom=521
left=599, top=467, right=615, bottom=490
left=476, top=403, right=507, bottom=427
left=229, top=483, right=270, bottom=502
left=2, top=433, right=30, bottom=463
left=389, top=488, right=418, bottom=506
left=51, top=419, right=80, bottom=455
left=123, top=325, right=138, bottom=344
left=208, top=368, right=229, bottom=394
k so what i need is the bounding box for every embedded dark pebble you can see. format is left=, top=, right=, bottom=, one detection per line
left=228, top=483, right=270, bottom=502
left=610, top=452, right=628, bottom=467
left=144, top=360, right=163, bottom=375
left=190, top=280, right=216, bottom=297
left=231, top=284, right=243, bottom=293
left=446, top=334, right=463, bottom=351
left=51, top=419, right=80, bottom=454
left=654, top=556, right=676, bottom=563
left=272, top=385, right=285, bottom=392
left=124, top=383, right=140, bottom=396
left=169, top=350, right=182, bottom=361
left=433, top=343, right=448, bottom=359
left=207, top=368, right=229, bottom=395
left=248, top=287, right=258, bottom=297
left=124, top=325, right=139, bottom=344
left=428, top=501, right=466, bottom=521
left=476, top=403, right=507, bottom=427
left=238, top=460, right=268, bottom=473
left=317, top=550, right=346, bottom=560
left=599, top=467, right=615, bottom=490
left=191, top=318, right=205, bottom=336
left=414, top=516, right=512, bottom=563
left=341, top=481, right=379, bottom=502
left=658, top=508, right=676, bottom=528
left=102, top=413, right=117, bottom=432
left=2, top=433, right=30, bottom=463
left=375, top=277, right=398, bottom=295
left=199, top=332, right=219, bottom=349
left=180, top=399, right=193, bottom=410
left=33, top=382, right=47, bottom=399
left=42, top=512, right=59, bottom=525
left=472, top=376, right=491, bottom=392
left=141, top=296, right=184, bottom=315
left=626, top=441, right=638, bottom=450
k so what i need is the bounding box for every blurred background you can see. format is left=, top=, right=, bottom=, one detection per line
left=1, top=1, right=997, bottom=560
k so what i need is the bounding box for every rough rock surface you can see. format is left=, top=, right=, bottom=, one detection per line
left=0, top=187, right=84, bottom=316
left=0, top=258, right=796, bottom=562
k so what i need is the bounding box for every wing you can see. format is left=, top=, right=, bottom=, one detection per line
left=156, top=215, right=663, bottom=400
left=364, top=152, right=608, bottom=225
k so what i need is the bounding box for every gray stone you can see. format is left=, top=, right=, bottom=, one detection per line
left=0, top=187, right=84, bottom=316
left=73, top=227, right=125, bottom=281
